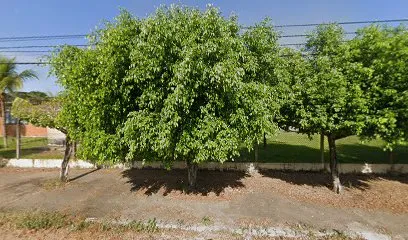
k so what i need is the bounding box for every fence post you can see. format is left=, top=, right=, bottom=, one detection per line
left=254, top=143, right=259, bottom=162
left=263, top=132, right=267, bottom=148
left=320, top=133, right=324, bottom=170
left=16, top=118, right=20, bottom=159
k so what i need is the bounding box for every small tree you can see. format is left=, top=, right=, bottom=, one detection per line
left=241, top=19, right=287, bottom=150
left=11, top=97, right=73, bottom=181
left=350, top=25, right=408, bottom=161
left=279, top=24, right=370, bottom=193
left=0, top=56, right=37, bottom=148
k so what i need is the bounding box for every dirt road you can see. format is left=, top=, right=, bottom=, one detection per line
left=0, top=168, right=407, bottom=239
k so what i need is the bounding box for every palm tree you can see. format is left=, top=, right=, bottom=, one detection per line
left=0, top=56, right=38, bottom=148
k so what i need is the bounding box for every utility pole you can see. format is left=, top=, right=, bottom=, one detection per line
left=16, top=118, right=20, bottom=159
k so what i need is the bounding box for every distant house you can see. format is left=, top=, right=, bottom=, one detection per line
left=0, top=92, right=65, bottom=144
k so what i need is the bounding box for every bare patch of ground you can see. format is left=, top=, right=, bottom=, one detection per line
left=256, top=170, right=408, bottom=214
left=0, top=168, right=407, bottom=239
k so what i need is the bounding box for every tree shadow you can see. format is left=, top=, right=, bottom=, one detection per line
left=122, top=168, right=247, bottom=196
left=69, top=168, right=100, bottom=182
left=259, top=169, right=408, bottom=191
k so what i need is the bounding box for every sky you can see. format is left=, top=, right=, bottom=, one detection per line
left=0, top=0, right=407, bottom=94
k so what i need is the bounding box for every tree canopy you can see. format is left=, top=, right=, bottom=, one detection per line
left=49, top=5, right=408, bottom=191
left=281, top=24, right=371, bottom=139
left=350, top=25, right=408, bottom=149
left=50, top=11, right=141, bottom=163
left=11, top=97, right=63, bottom=133
left=50, top=6, right=280, bottom=187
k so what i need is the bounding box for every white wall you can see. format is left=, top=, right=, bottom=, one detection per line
left=6, top=159, right=408, bottom=174
left=46, top=127, right=66, bottom=145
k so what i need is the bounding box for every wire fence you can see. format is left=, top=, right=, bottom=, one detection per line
left=238, top=131, right=408, bottom=164
left=0, top=121, right=65, bottom=160
left=1, top=126, right=407, bottom=165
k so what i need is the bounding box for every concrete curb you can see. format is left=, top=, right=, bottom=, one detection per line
left=5, top=158, right=408, bottom=174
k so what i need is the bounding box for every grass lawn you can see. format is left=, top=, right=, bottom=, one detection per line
left=0, top=137, right=64, bottom=159
left=237, top=131, right=408, bottom=164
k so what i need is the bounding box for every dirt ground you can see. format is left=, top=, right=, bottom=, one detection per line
left=0, top=167, right=407, bottom=239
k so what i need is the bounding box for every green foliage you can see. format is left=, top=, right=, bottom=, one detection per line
left=14, top=91, right=49, bottom=104
left=51, top=6, right=279, bottom=166
left=15, top=211, right=69, bottom=230
left=50, top=10, right=141, bottom=163
left=11, top=97, right=63, bottom=132
left=279, top=24, right=370, bottom=140
left=123, top=6, right=278, bottom=164
left=350, top=25, right=408, bottom=149
left=201, top=216, right=212, bottom=226
left=1, top=56, right=38, bottom=148
left=242, top=19, right=286, bottom=133
left=0, top=56, right=38, bottom=94
left=98, top=218, right=158, bottom=233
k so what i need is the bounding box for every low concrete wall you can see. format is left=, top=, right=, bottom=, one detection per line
left=7, top=159, right=95, bottom=169
left=5, top=159, right=408, bottom=174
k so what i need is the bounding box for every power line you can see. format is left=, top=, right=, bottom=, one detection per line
left=0, top=50, right=53, bottom=53
left=0, top=51, right=326, bottom=65
left=0, top=31, right=357, bottom=46
left=0, top=44, right=90, bottom=50
left=273, top=18, right=408, bottom=28
left=0, top=34, right=87, bottom=42
left=0, top=17, right=406, bottom=42
left=0, top=44, right=307, bottom=50
left=0, top=62, right=49, bottom=65
left=280, top=32, right=357, bottom=38
left=281, top=43, right=305, bottom=47
left=0, top=18, right=406, bottom=62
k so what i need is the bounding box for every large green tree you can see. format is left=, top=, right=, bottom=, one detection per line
left=279, top=25, right=371, bottom=193
left=350, top=25, right=408, bottom=160
left=123, top=6, right=278, bottom=187
left=50, top=6, right=279, bottom=188
left=0, top=56, right=37, bottom=148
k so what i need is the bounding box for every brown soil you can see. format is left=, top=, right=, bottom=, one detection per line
left=256, top=170, right=408, bottom=214
left=0, top=168, right=407, bottom=239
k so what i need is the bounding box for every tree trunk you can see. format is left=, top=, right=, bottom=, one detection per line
left=328, top=134, right=342, bottom=193
left=186, top=160, right=198, bottom=189
left=388, top=150, right=395, bottom=172
left=16, top=119, right=20, bottom=159
left=60, top=136, right=73, bottom=182
left=0, top=94, right=7, bottom=148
